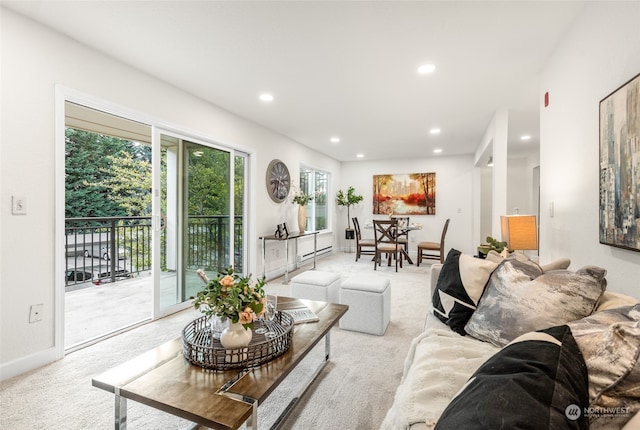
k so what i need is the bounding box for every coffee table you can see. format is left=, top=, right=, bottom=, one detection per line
left=92, top=297, right=348, bottom=430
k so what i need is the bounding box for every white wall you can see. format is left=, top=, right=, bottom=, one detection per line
left=539, top=2, right=640, bottom=295
left=0, top=9, right=339, bottom=378
left=339, top=155, right=476, bottom=257
left=507, top=155, right=538, bottom=216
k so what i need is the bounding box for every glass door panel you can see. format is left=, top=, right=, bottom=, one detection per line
left=234, top=155, right=246, bottom=271
left=159, top=133, right=181, bottom=311
left=183, top=141, right=231, bottom=299
left=153, top=129, right=244, bottom=316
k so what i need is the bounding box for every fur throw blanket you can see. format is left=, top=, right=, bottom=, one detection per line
left=381, top=317, right=498, bottom=429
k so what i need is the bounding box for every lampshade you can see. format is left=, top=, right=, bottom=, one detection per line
left=500, top=215, right=538, bottom=251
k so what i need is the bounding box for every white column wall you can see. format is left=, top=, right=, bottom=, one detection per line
left=539, top=2, right=640, bottom=295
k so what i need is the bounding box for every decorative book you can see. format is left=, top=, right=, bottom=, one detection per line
left=283, top=306, right=319, bottom=324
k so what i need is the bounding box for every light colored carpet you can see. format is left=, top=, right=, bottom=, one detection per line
left=0, top=251, right=434, bottom=430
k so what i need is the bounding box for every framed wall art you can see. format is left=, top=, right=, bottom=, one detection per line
left=599, top=72, right=640, bottom=252
left=373, top=172, right=435, bottom=215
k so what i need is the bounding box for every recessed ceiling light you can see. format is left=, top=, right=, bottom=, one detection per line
left=259, top=93, right=274, bottom=102
left=330, top=137, right=340, bottom=143
left=429, top=128, right=441, bottom=135
left=356, top=154, right=365, bottom=158
left=433, top=148, right=442, bottom=154
left=417, top=63, right=436, bottom=75
left=520, top=135, right=531, bottom=141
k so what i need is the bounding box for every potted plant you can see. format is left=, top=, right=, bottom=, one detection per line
left=477, top=236, right=507, bottom=258
left=336, top=186, right=364, bottom=239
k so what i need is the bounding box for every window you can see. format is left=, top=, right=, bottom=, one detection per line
left=300, top=166, right=329, bottom=232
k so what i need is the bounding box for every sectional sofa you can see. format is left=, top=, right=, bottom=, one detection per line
left=382, top=250, right=640, bottom=429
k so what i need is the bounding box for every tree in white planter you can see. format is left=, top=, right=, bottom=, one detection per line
left=336, top=186, right=364, bottom=237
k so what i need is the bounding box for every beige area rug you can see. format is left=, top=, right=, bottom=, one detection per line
left=0, top=252, right=435, bottom=430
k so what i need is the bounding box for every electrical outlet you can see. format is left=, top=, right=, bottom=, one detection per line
left=29, top=304, right=43, bottom=323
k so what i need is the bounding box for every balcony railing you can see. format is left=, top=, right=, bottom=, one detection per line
left=65, top=215, right=243, bottom=287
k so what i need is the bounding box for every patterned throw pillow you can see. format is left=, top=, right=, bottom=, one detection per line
left=464, top=256, right=607, bottom=347
left=435, top=325, right=589, bottom=430
left=568, top=305, right=640, bottom=429
left=432, top=248, right=499, bottom=335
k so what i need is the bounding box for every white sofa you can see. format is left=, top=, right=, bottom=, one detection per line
left=382, top=258, right=640, bottom=430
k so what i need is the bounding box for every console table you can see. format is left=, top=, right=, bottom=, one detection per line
left=259, top=231, right=318, bottom=283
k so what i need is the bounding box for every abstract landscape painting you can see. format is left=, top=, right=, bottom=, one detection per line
left=373, top=173, right=435, bottom=215
left=599, top=72, right=640, bottom=252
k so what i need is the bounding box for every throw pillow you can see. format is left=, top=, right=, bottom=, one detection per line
left=435, top=325, right=589, bottom=429
left=540, top=257, right=571, bottom=272
left=568, top=305, right=640, bottom=429
left=431, top=248, right=499, bottom=335
left=594, top=291, right=639, bottom=312
left=464, top=257, right=607, bottom=347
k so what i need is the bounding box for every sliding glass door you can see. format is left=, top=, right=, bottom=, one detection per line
left=152, top=128, right=246, bottom=316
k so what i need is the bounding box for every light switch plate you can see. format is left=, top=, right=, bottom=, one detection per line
left=12, top=195, right=27, bottom=215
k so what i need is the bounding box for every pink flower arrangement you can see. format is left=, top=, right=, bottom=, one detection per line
left=193, top=266, right=266, bottom=330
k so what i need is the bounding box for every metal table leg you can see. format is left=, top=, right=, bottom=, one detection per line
left=262, top=237, right=266, bottom=279
left=114, top=388, right=127, bottom=430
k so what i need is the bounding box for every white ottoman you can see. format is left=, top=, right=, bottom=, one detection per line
left=339, top=276, right=391, bottom=335
left=289, top=270, right=341, bottom=303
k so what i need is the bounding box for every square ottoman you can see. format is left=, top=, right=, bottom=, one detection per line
left=339, top=276, right=391, bottom=335
left=289, top=270, right=341, bottom=304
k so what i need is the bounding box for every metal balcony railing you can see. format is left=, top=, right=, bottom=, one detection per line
left=65, top=215, right=243, bottom=287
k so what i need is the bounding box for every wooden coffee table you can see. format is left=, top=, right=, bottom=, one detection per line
left=92, top=297, right=348, bottom=430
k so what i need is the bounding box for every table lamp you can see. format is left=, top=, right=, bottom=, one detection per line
left=500, top=215, right=538, bottom=251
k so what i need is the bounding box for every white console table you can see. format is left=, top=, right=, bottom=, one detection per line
left=259, top=231, right=318, bottom=283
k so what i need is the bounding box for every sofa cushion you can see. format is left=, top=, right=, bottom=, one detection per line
left=464, top=256, right=607, bottom=347
left=435, top=325, right=589, bottom=429
left=431, top=249, right=499, bottom=335
left=568, top=305, right=640, bottom=429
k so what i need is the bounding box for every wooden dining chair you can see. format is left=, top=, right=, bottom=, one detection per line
left=352, top=217, right=376, bottom=261
left=373, top=219, right=403, bottom=272
left=417, top=218, right=450, bottom=265
left=392, top=216, right=410, bottom=252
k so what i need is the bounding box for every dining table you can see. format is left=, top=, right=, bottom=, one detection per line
left=365, top=220, right=422, bottom=264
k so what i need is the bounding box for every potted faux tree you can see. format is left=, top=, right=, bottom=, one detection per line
left=336, top=186, right=364, bottom=239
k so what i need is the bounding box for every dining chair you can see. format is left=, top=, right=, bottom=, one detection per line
left=392, top=216, right=410, bottom=252
left=417, top=218, right=450, bottom=265
left=373, top=219, right=403, bottom=272
left=352, top=217, right=376, bottom=261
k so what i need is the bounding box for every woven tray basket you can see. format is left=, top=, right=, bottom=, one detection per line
left=182, top=311, right=294, bottom=371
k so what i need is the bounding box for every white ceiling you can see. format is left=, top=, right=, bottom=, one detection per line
left=2, top=1, right=585, bottom=162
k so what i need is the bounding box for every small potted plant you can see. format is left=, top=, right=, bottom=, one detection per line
left=194, top=267, right=266, bottom=349
left=336, top=186, right=364, bottom=239
left=477, top=236, right=507, bottom=258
